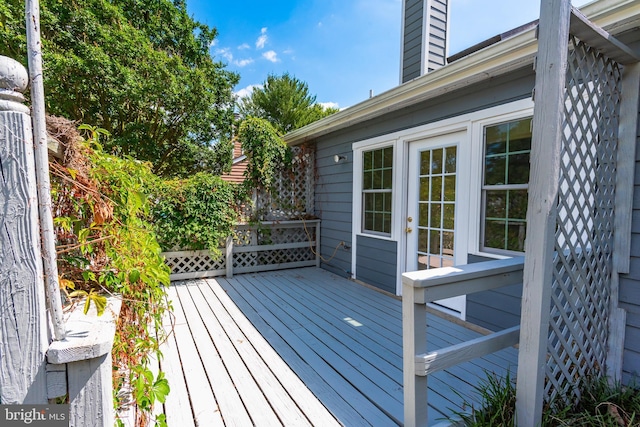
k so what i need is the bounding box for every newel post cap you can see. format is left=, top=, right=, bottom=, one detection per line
left=0, top=56, right=29, bottom=113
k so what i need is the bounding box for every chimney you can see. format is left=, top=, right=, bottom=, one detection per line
left=400, top=0, right=449, bottom=83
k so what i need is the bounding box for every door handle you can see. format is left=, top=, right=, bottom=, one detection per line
left=405, top=227, right=413, bottom=233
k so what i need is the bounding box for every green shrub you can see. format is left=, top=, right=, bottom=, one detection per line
left=151, top=172, right=240, bottom=253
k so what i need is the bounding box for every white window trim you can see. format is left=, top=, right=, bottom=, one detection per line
left=350, top=98, right=534, bottom=293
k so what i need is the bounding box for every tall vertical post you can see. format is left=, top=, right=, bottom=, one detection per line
left=26, top=0, right=66, bottom=340
left=0, top=56, right=49, bottom=403
left=515, top=0, right=571, bottom=425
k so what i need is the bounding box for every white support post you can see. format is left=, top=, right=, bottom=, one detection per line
left=607, top=63, right=640, bottom=380
left=402, top=281, right=428, bottom=427
left=516, top=1, right=571, bottom=425
left=315, top=221, right=321, bottom=268
left=0, top=56, right=49, bottom=404
left=226, top=235, right=234, bottom=278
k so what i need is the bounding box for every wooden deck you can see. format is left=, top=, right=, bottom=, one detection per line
left=157, top=267, right=518, bottom=426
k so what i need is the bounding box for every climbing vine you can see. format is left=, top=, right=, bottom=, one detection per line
left=49, top=119, right=170, bottom=427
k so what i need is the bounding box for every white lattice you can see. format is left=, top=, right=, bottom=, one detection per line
left=545, top=35, right=621, bottom=405
left=163, top=221, right=318, bottom=279
left=251, top=146, right=315, bottom=221
left=163, top=250, right=226, bottom=275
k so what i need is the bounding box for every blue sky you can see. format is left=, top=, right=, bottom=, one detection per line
left=187, top=0, right=592, bottom=109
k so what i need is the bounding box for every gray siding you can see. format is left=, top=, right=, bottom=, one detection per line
left=315, top=137, right=353, bottom=279
left=402, top=0, right=449, bottom=82
left=465, top=254, right=522, bottom=331
left=312, top=66, right=535, bottom=293
left=356, top=236, right=398, bottom=294
left=402, top=0, right=423, bottom=82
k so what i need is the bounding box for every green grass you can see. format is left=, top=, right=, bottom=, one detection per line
left=448, top=373, right=640, bottom=427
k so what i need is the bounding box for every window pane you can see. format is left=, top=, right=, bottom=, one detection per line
left=419, top=203, right=429, bottom=227
left=364, top=151, right=372, bottom=170
left=421, top=151, right=431, bottom=175
left=485, top=155, right=506, bottom=185
left=384, top=147, right=394, bottom=168
left=431, top=203, right=442, bottom=228
left=431, top=148, right=443, bottom=174
left=486, top=190, right=506, bottom=218
left=432, top=176, right=442, bottom=201
left=444, top=175, right=456, bottom=201
left=374, top=213, right=383, bottom=231
left=445, top=146, right=457, bottom=173
left=507, top=221, right=526, bottom=252
left=418, top=229, right=428, bottom=253
left=374, top=193, right=383, bottom=210
left=383, top=214, right=391, bottom=234
left=418, top=254, right=429, bottom=270
left=485, top=124, right=508, bottom=155
left=429, top=230, right=441, bottom=255
left=442, top=231, right=454, bottom=254
left=374, top=149, right=383, bottom=168
left=420, top=177, right=430, bottom=201
left=508, top=118, right=532, bottom=152
left=373, top=170, right=382, bottom=188
left=364, top=211, right=374, bottom=230
left=363, top=170, right=372, bottom=190
left=384, top=193, right=392, bottom=212
left=508, top=190, right=528, bottom=220
left=364, top=193, right=373, bottom=211
left=443, top=203, right=455, bottom=229
left=382, top=169, right=392, bottom=190
left=484, top=220, right=506, bottom=250
left=508, top=153, right=530, bottom=184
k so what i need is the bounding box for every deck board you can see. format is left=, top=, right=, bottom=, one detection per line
left=161, top=267, right=518, bottom=426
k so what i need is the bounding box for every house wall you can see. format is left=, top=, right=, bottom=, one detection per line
left=312, top=66, right=535, bottom=295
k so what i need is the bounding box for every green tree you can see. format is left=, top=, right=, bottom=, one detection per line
left=238, top=73, right=338, bottom=134
left=0, top=0, right=238, bottom=177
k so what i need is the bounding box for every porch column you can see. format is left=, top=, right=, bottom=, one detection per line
left=0, top=55, right=49, bottom=403
left=515, top=0, right=571, bottom=425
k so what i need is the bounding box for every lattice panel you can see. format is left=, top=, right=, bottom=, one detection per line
left=252, top=146, right=315, bottom=221
left=164, top=251, right=225, bottom=275
left=545, top=35, right=621, bottom=405
left=257, top=226, right=313, bottom=245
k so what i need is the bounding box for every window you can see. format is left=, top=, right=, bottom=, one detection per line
left=362, top=146, right=393, bottom=235
left=481, top=118, right=532, bottom=253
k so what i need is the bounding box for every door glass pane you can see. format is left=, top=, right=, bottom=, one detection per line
left=415, top=145, right=457, bottom=270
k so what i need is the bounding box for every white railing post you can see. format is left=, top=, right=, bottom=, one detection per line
left=48, top=298, right=122, bottom=427
left=0, top=55, right=49, bottom=404
left=315, top=221, right=321, bottom=267
left=516, top=0, right=571, bottom=425
left=226, top=235, right=234, bottom=278
left=402, top=282, right=427, bottom=427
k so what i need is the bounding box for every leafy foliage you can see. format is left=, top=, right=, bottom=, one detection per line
left=449, top=371, right=640, bottom=427
left=238, top=73, right=338, bottom=134
left=1, top=0, right=238, bottom=177
left=50, top=122, right=171, bottom=426
left=151, top=173, right=240, bottom=253
left=238, top=117, right=291, bottom=190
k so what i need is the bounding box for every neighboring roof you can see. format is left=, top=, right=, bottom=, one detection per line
left=284, top=0, right=640, bottom=146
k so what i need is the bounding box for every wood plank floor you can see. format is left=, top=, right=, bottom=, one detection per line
left=158, top=267, right=518, bottom=426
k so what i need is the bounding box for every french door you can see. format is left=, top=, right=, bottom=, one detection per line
left=406, top=132, right=465, bottom=315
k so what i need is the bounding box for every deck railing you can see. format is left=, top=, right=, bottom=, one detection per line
left=402, top=257, right=524, bottom=427
left=162, top=219, right=320, bottom=280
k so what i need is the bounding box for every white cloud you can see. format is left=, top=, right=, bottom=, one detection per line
left=319, top=102, right=340, bottom=110
left=235, top=84, right=263, bottom=99
left=216, top=48, right=233, bottom=62
left=283, top=48, right=294, bottom=55
left=238, top=43, right=251, bottom=50
left=234, top=58, right=254, bottom=67
left=256, top=27, right=268, bottom=49
left=262, top=50, right=279, bottom=62
left=210, top=39, right=218, bottom=48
